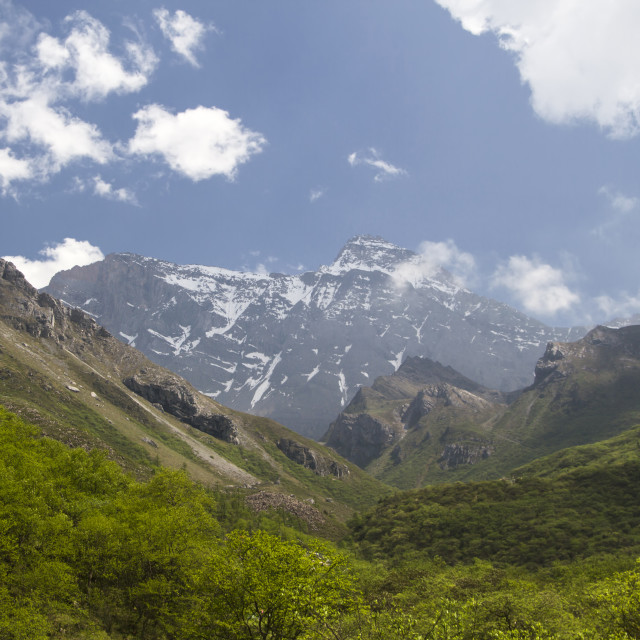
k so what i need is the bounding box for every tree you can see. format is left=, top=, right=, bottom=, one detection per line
left=187, top=529, right=360, bottom=640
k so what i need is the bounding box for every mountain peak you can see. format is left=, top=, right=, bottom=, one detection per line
left=321, top=235, right=415, bottom=275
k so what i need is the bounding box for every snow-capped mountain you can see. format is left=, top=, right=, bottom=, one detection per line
left=45, top=236, right=584, bottom=438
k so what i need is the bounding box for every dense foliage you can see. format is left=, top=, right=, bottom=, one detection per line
left=349, top=464, right=640, bottom=567
left=2, top=404, right=640, bottom=639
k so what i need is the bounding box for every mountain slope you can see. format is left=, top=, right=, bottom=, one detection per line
left=0, top=259, right=388, bottom=522
left=45, top=235, right=584, bottom=438
left=326, top=325, right=640, bottom=488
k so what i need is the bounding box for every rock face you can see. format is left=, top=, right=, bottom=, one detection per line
left=438, top=442, right=494, bottom=470
left=0, top=259, right=111, bottom=345
left=323, top=414, right=399, bottom=468
left=44, top=235, right=585, bottom=438
left=275, top=438, right=349, bottom=477
left=324, top=356, right=506, bottom=471
left=123, top=370, right=240, bottom=444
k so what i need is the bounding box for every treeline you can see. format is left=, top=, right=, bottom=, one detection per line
left=2, top=404, right=640, bottom=639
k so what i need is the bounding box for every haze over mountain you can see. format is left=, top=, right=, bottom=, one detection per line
left=46, top=235, right=586, bottom=439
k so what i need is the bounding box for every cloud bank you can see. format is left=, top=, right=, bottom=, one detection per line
left=435, top=0, right=640, bottom=138
left=3, top=238, right=104, bottom=288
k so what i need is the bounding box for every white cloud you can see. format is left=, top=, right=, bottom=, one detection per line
left=309, top=187, right=325, bottom=203
left=2, top=238, right=104, bottom=288
left=0, top=147, right=32, bottom=193
left=348, top=148, right=407, bottom=182
left=595, top=291, right=640, bottom=319
left=35, top=11, right=157, bottom=101
left=128, top=104, right=266, bottom=181
left=92, top=175, right=137, bottom=204
left=491, top=254, right=580, bottom=316
left=153, top=8, right=213, bottom=67
left=393, top=239, right=476, bottom=288
left=0, top=8, right=156, bottom=188
left=1, top=94, right=114, bottom=169
left=435, top=0, right=640, bottom=138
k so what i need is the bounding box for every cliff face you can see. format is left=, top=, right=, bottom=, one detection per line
left=323, top=356, right=505, bottom=483
left=123, top=370, right=240, bottom=444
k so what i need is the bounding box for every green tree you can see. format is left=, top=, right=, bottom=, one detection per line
left=187, top=529, right=360, bottom=640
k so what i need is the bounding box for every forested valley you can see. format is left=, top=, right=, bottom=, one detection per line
left=2, top=404, right=640, bottom=640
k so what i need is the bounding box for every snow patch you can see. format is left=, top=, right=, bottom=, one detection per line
left=303, top=365, right=320, bottom=382
left=389, top=348, right=406, bottom=372
left=119, top=332, right=137, bottom=346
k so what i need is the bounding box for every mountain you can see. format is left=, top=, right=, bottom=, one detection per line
left=0, top=259, right=388, bottom=524
left=45, top=235, right=584, bottom=439
left=327, top=324, right=640, bottom=488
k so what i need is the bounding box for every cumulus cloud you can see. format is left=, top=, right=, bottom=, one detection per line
left=491, top=255, right=580, bottom=316
left=128, top=104, right=266, bottom=181
left=35, top=11, right=157, bottom=101
left=435, top=0, right=640, bottom=138
left=0, top=7, right=157, bottom=188
left=393, top=239, right=476, bottom=288
left=0, top=147, right=33, bottom=194
left=309, top=187, right=325, bottom=203
left=153, top=8, right=213, bottom=67
left=1, top=94, right=114, bottom=169
left=2, top=238, right=104, bottom=288
left=348, top=148, right=407, bottom=182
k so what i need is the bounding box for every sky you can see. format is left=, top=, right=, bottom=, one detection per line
left=1, top=0, right=640, bottom=328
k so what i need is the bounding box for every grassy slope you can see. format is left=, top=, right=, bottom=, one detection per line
left=0, top=316, right=389, bottom=531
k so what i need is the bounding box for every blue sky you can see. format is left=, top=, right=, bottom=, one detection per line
left=2, top=0, right=640, bottom=327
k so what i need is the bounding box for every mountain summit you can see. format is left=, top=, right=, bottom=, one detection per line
left=45, top=237, right=582, bottom=438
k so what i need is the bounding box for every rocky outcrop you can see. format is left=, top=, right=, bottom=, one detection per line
left=402, top=383, right=493, bottom=427
left=324, top=413, right=397, bottom=468
left=123, top=370, right=240, bottom=444
left=245, top=491, right=326, bottom=531
left=533, top=325, right=640, bottom=389
left=0, top=259, right=111, bottom=344
left=276, top=438, right=349, bottom=477
left=438, top=442, right=494, bottom=470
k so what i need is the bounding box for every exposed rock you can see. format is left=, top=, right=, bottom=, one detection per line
left=402, top=383, right=494, bottom=427
left=276, top=438, right=349, bottom=477
left=245, top=491, right=326, bottom=531
left=438, top=442, right=494, bottom=470
left=66, top=385, right=80, bottom=393
left=123, top=370, right=240, bottom=444
left=324, top=413, right=397, bottom=468
left=142, top=437, right=158, bottom=448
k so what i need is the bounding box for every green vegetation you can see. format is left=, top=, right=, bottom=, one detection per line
left=349, top=459, right=640, bottom=567
left=3, top=403, right=640, bottom=639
